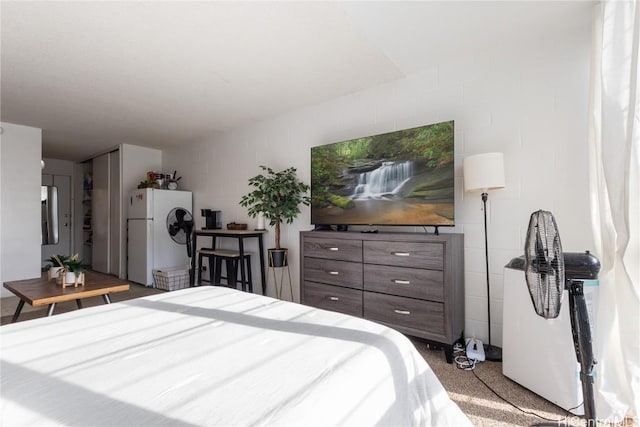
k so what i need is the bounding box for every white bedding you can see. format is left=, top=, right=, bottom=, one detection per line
left=1, top=286, right=471, bottom=426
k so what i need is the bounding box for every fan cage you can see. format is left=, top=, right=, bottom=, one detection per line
left=167, top=207, right=193, bottom=245
left=524, top=210, right=565, bottom=319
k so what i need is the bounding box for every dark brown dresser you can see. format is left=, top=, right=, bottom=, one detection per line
left=300, top=230, right=464, bottom=362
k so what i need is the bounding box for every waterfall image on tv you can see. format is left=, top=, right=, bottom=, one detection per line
left=311, top=120, right=454, bottom=226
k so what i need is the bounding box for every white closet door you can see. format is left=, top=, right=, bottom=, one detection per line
left=92, top=153, right=109, bottom=273
left=109, top=150, right=121, bottom=276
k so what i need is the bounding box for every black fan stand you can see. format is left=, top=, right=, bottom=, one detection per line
left=184, top=220, right=194, bottom=258
left=567, top=278, right=597, bottom=425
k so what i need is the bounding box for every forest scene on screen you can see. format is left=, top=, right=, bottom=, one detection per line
left=311, top=120, right=454, bottom=226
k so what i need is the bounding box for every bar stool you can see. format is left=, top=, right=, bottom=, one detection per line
left=198, top=249, right=253, bottom=292
left=214, top=249, right=253, bottom=292
left=196, top=248, right=216, bottom=285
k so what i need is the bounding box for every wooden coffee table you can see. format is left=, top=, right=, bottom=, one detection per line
left=3, top=271, right=130, bottom=323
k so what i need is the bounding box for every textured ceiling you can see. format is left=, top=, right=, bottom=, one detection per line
left=1, top=1, right=595, bottom=161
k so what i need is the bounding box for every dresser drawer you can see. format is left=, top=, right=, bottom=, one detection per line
left=303, top=257, right=363, bottom=289
left=364, top=264, right=444, bottom=302
left=303, top=281, right=363, bottom=317
left=364, top=241, right=444, bottom=270
left=363, top=292, right=444, bottom=336
left=303, top=237, right=363, bottom=262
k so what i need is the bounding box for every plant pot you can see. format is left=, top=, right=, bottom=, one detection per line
left=65, top=271, right=83, bottom=284
left=48, top=266, right=63, bottom=281
left=268, top=248, right=288, bottom=267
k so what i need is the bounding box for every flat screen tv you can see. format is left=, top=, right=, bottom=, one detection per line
left=310, top=120, right=454, bottom=227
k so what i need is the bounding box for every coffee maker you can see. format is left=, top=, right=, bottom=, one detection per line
left=201, top=209, right=221, bottom=229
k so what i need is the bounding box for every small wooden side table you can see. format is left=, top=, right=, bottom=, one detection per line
left=3, top=271, right=130, bottom=322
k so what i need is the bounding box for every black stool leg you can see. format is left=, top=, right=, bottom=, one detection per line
left=214, top=257, right=222, bottom=284
left=245, top=256, right=253, bottom=293
left=235, top=258, right=244, bottom=292
left=208, top=255, right=214, bottom=284
left=227, top=259, right=237, bottom=287
left=197, top=252, right=204, bottom=285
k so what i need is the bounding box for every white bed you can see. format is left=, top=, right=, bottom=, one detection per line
left=1, top=286, right=471, bottom=426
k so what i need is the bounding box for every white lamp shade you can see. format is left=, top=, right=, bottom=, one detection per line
left=463, top=152, right=505, bottom=192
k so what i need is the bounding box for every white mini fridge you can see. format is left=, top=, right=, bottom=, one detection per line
left=127, top=188, right=192, bottom=286
left=503, top=265, right=598, bottom=415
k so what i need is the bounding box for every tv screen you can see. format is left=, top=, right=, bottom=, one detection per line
left=311, top=120, right=455, bottom=227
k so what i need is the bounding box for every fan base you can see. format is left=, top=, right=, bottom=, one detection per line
left=484, top=344, right=502, bottom=362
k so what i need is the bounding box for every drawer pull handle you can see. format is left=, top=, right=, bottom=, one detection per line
left=327, top=271, right=340, bottom=275
left=393, top=279, right=411, bottom=285
left=329, top=296, right=340, bottom=301
left=393, top=252, right=411, bottom=257
left=394, top=309, right=411, bottom=315
left=328, top=247, right=339, bottom=251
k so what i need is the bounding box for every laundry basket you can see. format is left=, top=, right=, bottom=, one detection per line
left=152, top=266, right=190, bottom=291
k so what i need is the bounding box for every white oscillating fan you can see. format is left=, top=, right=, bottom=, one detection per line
left=524, top=210, right=600, bottom=426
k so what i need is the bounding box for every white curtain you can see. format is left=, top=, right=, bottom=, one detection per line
left=588, top=0, right=640, bottom=423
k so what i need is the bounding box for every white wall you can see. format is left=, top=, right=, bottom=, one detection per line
left=0, top=123, right=43, bottom=297
left=42, top=157, right=74, bottom=176
left=163, top=27, right=593, bottom=346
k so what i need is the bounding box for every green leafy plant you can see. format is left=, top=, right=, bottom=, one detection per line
left=64, top=254, right=87, bottom=277
left=47, top=254, right=86, bottom=277
left=240, top=166, right=310, bottom=250
left=46, top=254, right=70, bottom=269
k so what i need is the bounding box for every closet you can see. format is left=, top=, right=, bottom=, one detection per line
left=92, top=150, right=120, bottom=275
left=83, top=144, right=161, bottom=278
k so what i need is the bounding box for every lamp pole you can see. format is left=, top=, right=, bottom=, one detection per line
left=463, top=152, right=505, bottom=362
left=482, top=191, right=501, bottom=361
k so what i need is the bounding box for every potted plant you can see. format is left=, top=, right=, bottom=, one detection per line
left=63, top=254, right=87, bottom=282
left=48, top=254, right=87, bottom=285
left=240, top=165, right=310, bottom=267
left=46, top=254, right=69, bottom=280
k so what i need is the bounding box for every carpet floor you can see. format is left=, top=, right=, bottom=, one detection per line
left=413, top=339, right=584, bottom=426
left=2, top=284, right=585, bottom=426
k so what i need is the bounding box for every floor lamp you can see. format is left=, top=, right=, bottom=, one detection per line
left=463, top=152, right=505, bottom=362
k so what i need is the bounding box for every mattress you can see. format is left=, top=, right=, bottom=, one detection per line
left=1, top=286, right=471, bottom=426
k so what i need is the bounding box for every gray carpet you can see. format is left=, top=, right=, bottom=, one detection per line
left=2, top=284, right=585, bottom=426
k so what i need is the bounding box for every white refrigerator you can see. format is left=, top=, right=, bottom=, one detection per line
left=127, top=188, right=193, bottom=286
